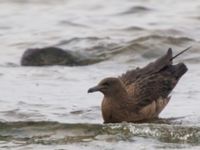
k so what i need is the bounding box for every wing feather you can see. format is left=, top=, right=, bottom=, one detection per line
left=120, top=48, right=172, bottom=86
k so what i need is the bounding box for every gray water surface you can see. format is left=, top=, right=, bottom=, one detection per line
left=1, top=0, right=200, bottom=149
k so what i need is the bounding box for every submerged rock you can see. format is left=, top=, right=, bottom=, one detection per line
left=21, top=47, right=103, bottom=66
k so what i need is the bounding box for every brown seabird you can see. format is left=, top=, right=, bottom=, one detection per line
left=88, top=47, right=190, bottom=123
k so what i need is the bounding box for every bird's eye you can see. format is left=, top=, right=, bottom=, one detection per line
left=102, top=82, right=109, bottom=86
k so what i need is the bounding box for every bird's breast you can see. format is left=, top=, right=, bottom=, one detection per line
left=101, top=98, right=112, bottom=123
left=101, top=97, right=129, bottom=123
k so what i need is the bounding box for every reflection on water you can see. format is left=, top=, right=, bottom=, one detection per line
left=1, top=0, right=200, bottom=149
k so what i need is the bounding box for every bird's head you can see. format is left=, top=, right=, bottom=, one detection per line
left=88, top=77, right=126, bottom=96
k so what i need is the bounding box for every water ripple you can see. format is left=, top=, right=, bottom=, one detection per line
left=117, top=6, right=153, bottom=15
left=0, top=121, right=199, bottom=145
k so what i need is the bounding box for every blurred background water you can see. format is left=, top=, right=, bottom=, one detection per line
left=0, top=0, right=200, bottom=149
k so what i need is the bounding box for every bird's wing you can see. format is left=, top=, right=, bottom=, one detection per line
left=125, top=96, right=171, bottom=122
left=129, top=72, right=176, bottom=112
left=119, top=48, right=173, bottom=86
left=125, top=60, right=187, bottom=112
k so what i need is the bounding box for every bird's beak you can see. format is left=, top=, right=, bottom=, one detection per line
left=88, top=85, right=102, bottom=93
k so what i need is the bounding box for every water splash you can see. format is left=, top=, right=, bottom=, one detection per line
left=0, top=121, right=200, bottom=145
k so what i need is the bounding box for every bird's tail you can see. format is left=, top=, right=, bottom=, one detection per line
left=172, top=63, right=188, bottom=79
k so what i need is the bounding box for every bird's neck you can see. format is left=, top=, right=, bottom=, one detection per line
left=104, top=88, right=129, bottom=103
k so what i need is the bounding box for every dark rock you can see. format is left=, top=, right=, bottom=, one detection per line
left=21, top=47, right=103, bottom=66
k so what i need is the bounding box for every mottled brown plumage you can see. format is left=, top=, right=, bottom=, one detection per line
left=88, top=48, right=189, bottom=123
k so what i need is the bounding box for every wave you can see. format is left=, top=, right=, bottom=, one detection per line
left=117, top=6, right=153, bottom=15
left=9, top=35, right=199, bottom=67
left=0, top=121, right=200, bottom=145
left=103, top=35, right=198, bottom=63
left=58, top=20, right=89, bottom=28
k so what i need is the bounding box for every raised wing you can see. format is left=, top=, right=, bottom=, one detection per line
left=130, top=63, right=187, bottom=112
left=120, top=48, right=173, bottom=86
left=120, top=47, right=189, bottom=112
